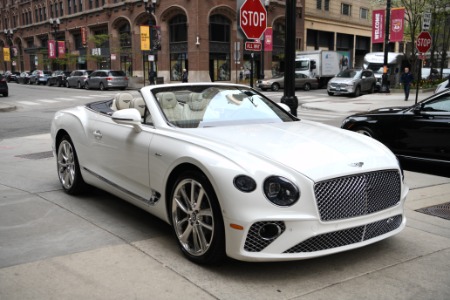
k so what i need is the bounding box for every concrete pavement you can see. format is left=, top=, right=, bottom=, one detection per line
left=1, top=89, right=450, bottom=299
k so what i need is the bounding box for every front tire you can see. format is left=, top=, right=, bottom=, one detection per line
left=170, top=170, right=225, bottom=265
left=77, top=81, right=82, bottom=89
left=56, top=135, right=87, bottom=194
left=271, top=83, right=280, bottom=91
left=353, top=86, right=361, bottom=97
left=354, top=126, right=377, bottom=139
left=99, top=83, right=106, bottom=91
left=84, top=82, right=90, bottom=90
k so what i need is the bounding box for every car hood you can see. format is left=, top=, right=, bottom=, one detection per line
left=352, top=106, right=411, bottom=116
left=182, top=121, right=397, bottom=181
left=329, top=77, right=356, bottom=84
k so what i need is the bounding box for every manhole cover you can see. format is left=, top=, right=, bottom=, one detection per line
left=15, top=151, right=54, bottom=160
left=416, top=202, right=450, bottom=220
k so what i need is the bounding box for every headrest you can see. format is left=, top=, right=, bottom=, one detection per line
left=131, top=97, right=146, bottom=117
left=160, top=92, right=178, bottom=109
left=115, top=92, right=134, bottom=110
left=188, top=92, right=207, bottom=111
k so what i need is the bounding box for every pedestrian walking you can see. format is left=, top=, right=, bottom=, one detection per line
left=148, top=69, right=156, bottom=85
left=400, top=67, right=414, bottom=101
left=182, top=69, right=188, bottom=83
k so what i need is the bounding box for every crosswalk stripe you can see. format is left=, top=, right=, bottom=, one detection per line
left=18, top=101, right=40, bottom=105
left=38, top=100, right=59, bottom=103
left=72, top=96, right=94, bottom=99
left=54, top=98, right=73, bottom=101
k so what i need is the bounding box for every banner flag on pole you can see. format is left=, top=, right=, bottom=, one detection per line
left=390, top=8, right=405, bottom=42
left=372, top=9, right=385, bottom=44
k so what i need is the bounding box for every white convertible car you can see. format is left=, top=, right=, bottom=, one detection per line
left=51, top=83, right=408, bottom=264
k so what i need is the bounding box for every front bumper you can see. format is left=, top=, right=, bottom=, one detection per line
left=328, top=83, right=355, bottom=94
left=223, top=169, right=408, bottom=262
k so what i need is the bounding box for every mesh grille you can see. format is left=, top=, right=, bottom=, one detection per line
left=284, top=215, right=402, bottom=253
left=314, top=170, right=401, bottom=221
left=244, top=221, right=286, bottom=252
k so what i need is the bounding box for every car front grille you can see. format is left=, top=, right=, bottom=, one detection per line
left=284, top=214, right=402, bottom=253
left=244, top=221, right=286, bottom=252
left=314, top=170, right=401, bottom=221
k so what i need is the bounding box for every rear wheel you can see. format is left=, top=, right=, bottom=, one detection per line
left=99, top=83, right=105, bottom=91
left=304, top=83, right=311, bottom=91
left=77, top=81, right=82, bottom=89
left=56, top=135, right=87, bottom=194
left=170, top=170, right=225, bottom=265
left=66, top=81, right=70, bottom=88
left=84, top=82, right=90, bottom=90
left=368, top=84, right=375, bottom=94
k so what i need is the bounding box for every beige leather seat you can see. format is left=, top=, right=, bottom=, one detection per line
left=183, top=92, right=208, bottom=121
left=130, top=97, right=146, bottom=117
left=111, top=92, right=133, bottom=110
left=160, top=92, right=183, bottom=122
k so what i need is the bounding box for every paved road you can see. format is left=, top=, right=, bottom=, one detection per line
left=1, top=87, right=449, bottom=300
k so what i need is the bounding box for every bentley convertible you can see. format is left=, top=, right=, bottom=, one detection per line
left=51, top=83, right=408, bottom=264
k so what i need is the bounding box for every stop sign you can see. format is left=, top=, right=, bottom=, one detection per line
left=240, top=0, right=267, bottom=40
left=416, top=31, right=432, bottom=53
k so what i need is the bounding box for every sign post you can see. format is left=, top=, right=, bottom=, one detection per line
left=415, top=31, right=432, bottom=104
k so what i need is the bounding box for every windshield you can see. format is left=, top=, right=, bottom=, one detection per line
left=153, top=86, right=296, bottom=128
left=336, top=69, right=361, bottom=78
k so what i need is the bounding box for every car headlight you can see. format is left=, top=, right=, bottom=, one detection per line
left=263, top=176, right=300, bottom=206
left=234, top=175, right=257, bottom=192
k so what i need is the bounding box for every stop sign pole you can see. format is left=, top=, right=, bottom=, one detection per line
left=414, top=31, right=433, bottom=104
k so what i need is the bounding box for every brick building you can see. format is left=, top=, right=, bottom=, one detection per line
left=1, top=0, right=379, bottom=83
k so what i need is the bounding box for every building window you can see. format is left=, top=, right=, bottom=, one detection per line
left=316, top=0, right=322, bottom=10
left=68, top=0, right=72, bottom=14
left=169, top=14, right=188, bottom=81
left=209, top=14, right=231, bottom=81
left=360, top=8, right=369, bottom=19
left=341, top=3, right=352, bottom=16
left=324, top=0, right=330, bottom=11
left=79, top=0, right=83, bottom=12
left=60, top=2, right=64, bottom=16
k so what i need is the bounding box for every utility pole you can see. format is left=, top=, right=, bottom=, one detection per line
left=280, top=0, right=298, bottom=116
left=380, top=0, right=391, bottom=93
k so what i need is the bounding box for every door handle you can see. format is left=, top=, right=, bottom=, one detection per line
left=93, top=130, right=102, bottom=139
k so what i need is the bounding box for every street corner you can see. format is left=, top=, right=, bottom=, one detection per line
left=0, top=103, right=16, bottom=112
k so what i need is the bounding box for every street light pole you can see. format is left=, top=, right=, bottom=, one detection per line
left=280, top=0, right=298, bottom=116
left=143, top=0, right=157, bottom=85
left=3, top=29, right=14, bottom=72
left=49, top=18, right=60, bottom=39
left=259, top=0, right=270, bottom=80
left=380, top=0, right=391, bottom=93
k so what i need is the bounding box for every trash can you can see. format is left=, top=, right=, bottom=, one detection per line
left=156, top=77, right=164, bottom=84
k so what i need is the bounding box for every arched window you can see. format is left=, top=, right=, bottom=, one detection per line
left=119, top=23, right=132, bottom=76
left=209, top=14, right=231, bottom=81
left=169, top=14, right=188, bottom=81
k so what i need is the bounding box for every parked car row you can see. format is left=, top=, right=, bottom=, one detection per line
left=13, top=69, right=129, bottom=91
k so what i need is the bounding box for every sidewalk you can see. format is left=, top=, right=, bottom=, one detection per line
left=300, top=89, right=434, bottom=113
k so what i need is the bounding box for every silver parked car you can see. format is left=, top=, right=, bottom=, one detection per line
left=66, top=70, right=93, bottom=89
left=84, top=70, right=128, bottom=91
left=257, top=73, right=319, bottom=91
left=327, top=68, right=376, bottom=97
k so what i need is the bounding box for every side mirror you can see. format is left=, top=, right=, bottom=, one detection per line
left=112, top=109, right=143, bottom=132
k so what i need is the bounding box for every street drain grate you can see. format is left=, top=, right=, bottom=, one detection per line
left=416, top=202, right=450, bottom=220
left=15, top=151, right=54, bottom=160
